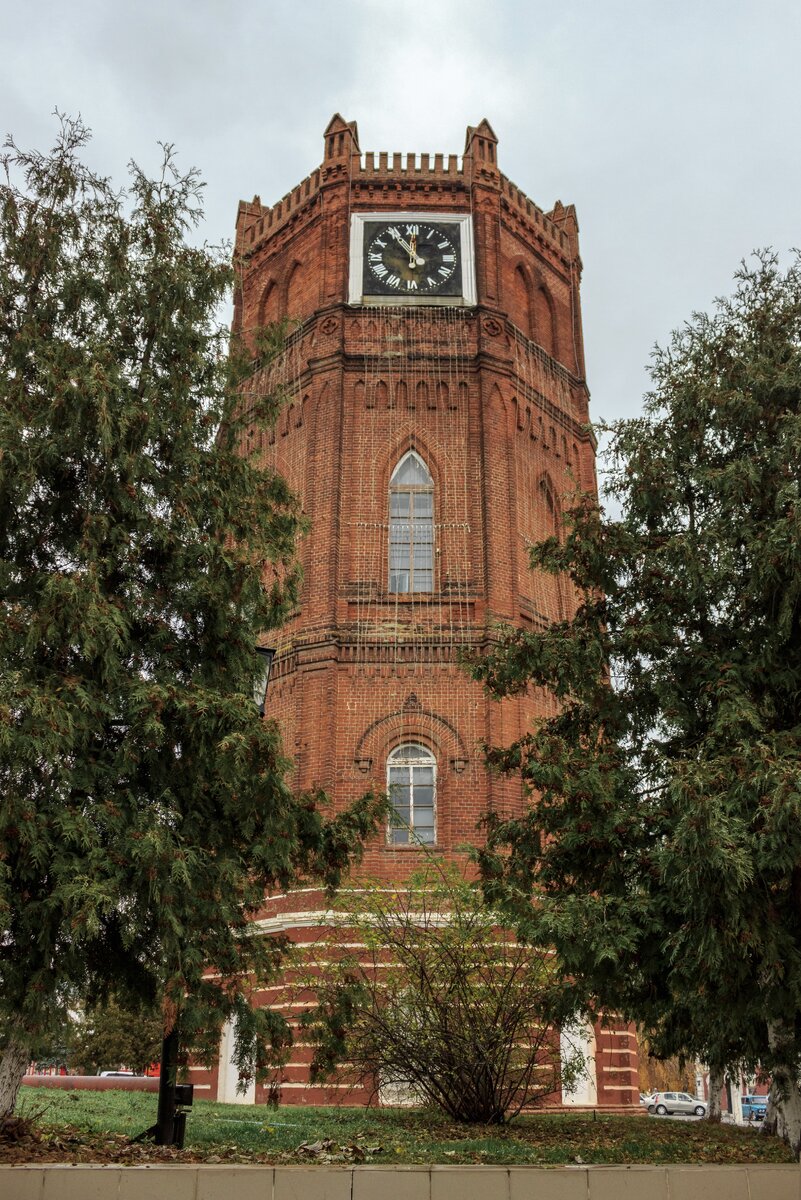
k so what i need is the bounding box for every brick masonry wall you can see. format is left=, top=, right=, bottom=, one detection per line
left=194, top=115, right=639, bottom=1109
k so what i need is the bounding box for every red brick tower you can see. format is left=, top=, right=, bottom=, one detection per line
left=200, top=117, right=639, bottom=1109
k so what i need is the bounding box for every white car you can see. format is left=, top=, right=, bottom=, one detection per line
left=648, top=1091, right=707, bottom=1116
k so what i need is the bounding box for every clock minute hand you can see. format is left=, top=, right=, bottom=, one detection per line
left=390, top=228, right=426, bottom=266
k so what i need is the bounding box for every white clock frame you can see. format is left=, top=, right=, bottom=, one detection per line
left=347, top=212, right=476, bottom=307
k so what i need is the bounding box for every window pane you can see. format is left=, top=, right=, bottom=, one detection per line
left=412, top=572, right=433, bottom=592
left=388, top=743, right=435, bottom=846
left=388, top=806, right=410, bottom=835
left=390, top=571, right=410, bottom=592
left=390, top=548, right=410, bottom=569
left=390, top=493, right=410, bottom=517
left=414, top=493, right=433, bottom=518
left=413, top=546, right=433, bottom=567
left=391, top=744, right=431, bottom=763
left=391, top=453, right=432, bottom=487
left=414, top=524, right=434, bottom=544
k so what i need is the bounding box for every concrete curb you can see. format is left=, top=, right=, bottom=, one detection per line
left=1, top=1163, right=800, bottom=1200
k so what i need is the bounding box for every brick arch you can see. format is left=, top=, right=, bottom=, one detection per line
left=285, top=260, right=305, bottom=319
left=538, top=470, right=562, bottom=531
left=508, top=261, right=534, bottom=338
left=379, top=431, right=445, bottom=497
left=490, top=381, right=518, bottom=436
left=532, top=282, right=557, bottom=358
left=536, top=470, right=566, bottom=620
left=258, top=278, right=280, bottom=326
left=354, top=704, right=468, bottom=767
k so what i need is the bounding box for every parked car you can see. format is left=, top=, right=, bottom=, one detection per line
left=741, top=1094, right=768, bottom=1121
left=648, top=1091, right=707, bottom=1116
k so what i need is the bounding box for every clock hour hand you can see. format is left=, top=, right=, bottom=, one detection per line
left=408, top=234, right=426, bottom=269
left=389, top=228, right=426, bottom=267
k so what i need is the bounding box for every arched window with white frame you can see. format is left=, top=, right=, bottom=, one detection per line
left=387, top=743, right=436, bottom=845
left=389, top=451, right=434, bottom=593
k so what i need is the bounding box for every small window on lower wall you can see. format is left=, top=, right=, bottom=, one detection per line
left=387, top=743, right=436, bottom=845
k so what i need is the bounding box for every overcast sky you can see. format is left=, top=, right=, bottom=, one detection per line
left=4, top=0, right=799, bottom=425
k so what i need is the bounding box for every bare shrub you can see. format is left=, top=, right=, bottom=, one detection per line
left=300, top=863, right=583, bottom=1124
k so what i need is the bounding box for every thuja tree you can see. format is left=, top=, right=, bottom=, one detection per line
left=469, top=252, right=801, bottom=1151
left=301, top=863, right=584, bottom=1124
left=70, top=999, right=163, bottom=1077
left=0, top=117, right=382, bottom=1117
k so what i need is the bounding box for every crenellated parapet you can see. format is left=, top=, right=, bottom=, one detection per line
left=236, top=114, right=579, bottom=278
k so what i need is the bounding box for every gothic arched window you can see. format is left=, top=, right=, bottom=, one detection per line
left=387, top=744, right=436, bottom=845
left=389, top=451, right=434, bottom=593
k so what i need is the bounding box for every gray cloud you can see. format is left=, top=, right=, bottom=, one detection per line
left=4, top=0, right=799, bottom=429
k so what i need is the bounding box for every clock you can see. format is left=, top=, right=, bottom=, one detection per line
left=363, top=220, right=462, bottom=297
left=348, top=212, right=476, bottom=306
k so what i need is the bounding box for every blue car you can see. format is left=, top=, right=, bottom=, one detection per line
left=741, top=1094, right=768, bottom=1121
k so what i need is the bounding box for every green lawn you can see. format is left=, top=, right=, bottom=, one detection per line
left=15, top=1087, right=796, bottom=1165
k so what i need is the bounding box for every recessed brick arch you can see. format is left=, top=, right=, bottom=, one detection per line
left=258, top=278, right=280, bottom=326
left=285, top=260, right=306, bottom=320
left=509, top=260, right=534, bottom=338
left=532, top=282, right=557, bottom=358
left=538, top=469, right=562, bottom=526
left=354, top=702, right=469, bottom=769
left=379, top=431, right=445, bottom=497
left=537, top=470, right=565, bottom=618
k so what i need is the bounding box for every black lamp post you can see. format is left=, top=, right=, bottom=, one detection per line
left=137, top=646, right=276, bottom=1148
left=135, top=1027, right=193, bottom=1148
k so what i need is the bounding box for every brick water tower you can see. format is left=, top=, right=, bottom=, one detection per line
left=201, top=116, right=639, bottom=1109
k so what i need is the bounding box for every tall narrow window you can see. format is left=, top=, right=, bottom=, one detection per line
left=387, top=744, right=436, bottom=845
left=389, top=451, right=434, bottom=593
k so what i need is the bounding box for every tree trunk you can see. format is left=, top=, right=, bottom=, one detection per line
left=0, top=1033, right=31, bottom=1119
left=706, top=1063, right=723, bottom=1123
left=762, top=1079, right=782, bottom=1138
left=765, top=1021, right=801, bottom=1159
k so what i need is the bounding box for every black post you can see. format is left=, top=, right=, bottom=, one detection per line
left=155, top=1028, right=179, bottom=1146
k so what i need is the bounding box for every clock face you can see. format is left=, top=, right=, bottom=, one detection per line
left=362, top=220, right=463, bottom=298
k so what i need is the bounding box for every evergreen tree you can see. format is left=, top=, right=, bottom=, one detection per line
left=70, top=999, right=163, bottom=1077
left=469, top=252, right=801, bottom=1152
left=0, top=117, right=382, bottom=1116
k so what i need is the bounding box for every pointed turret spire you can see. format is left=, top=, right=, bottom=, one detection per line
left=464, top=118, right=498, bottom=164
left=323, top=114, right=360, bottom=161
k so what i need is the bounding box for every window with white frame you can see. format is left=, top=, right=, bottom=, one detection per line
left=389, top=451, right=434, bottom=593
left=387, top=743, right=436, bottom=845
